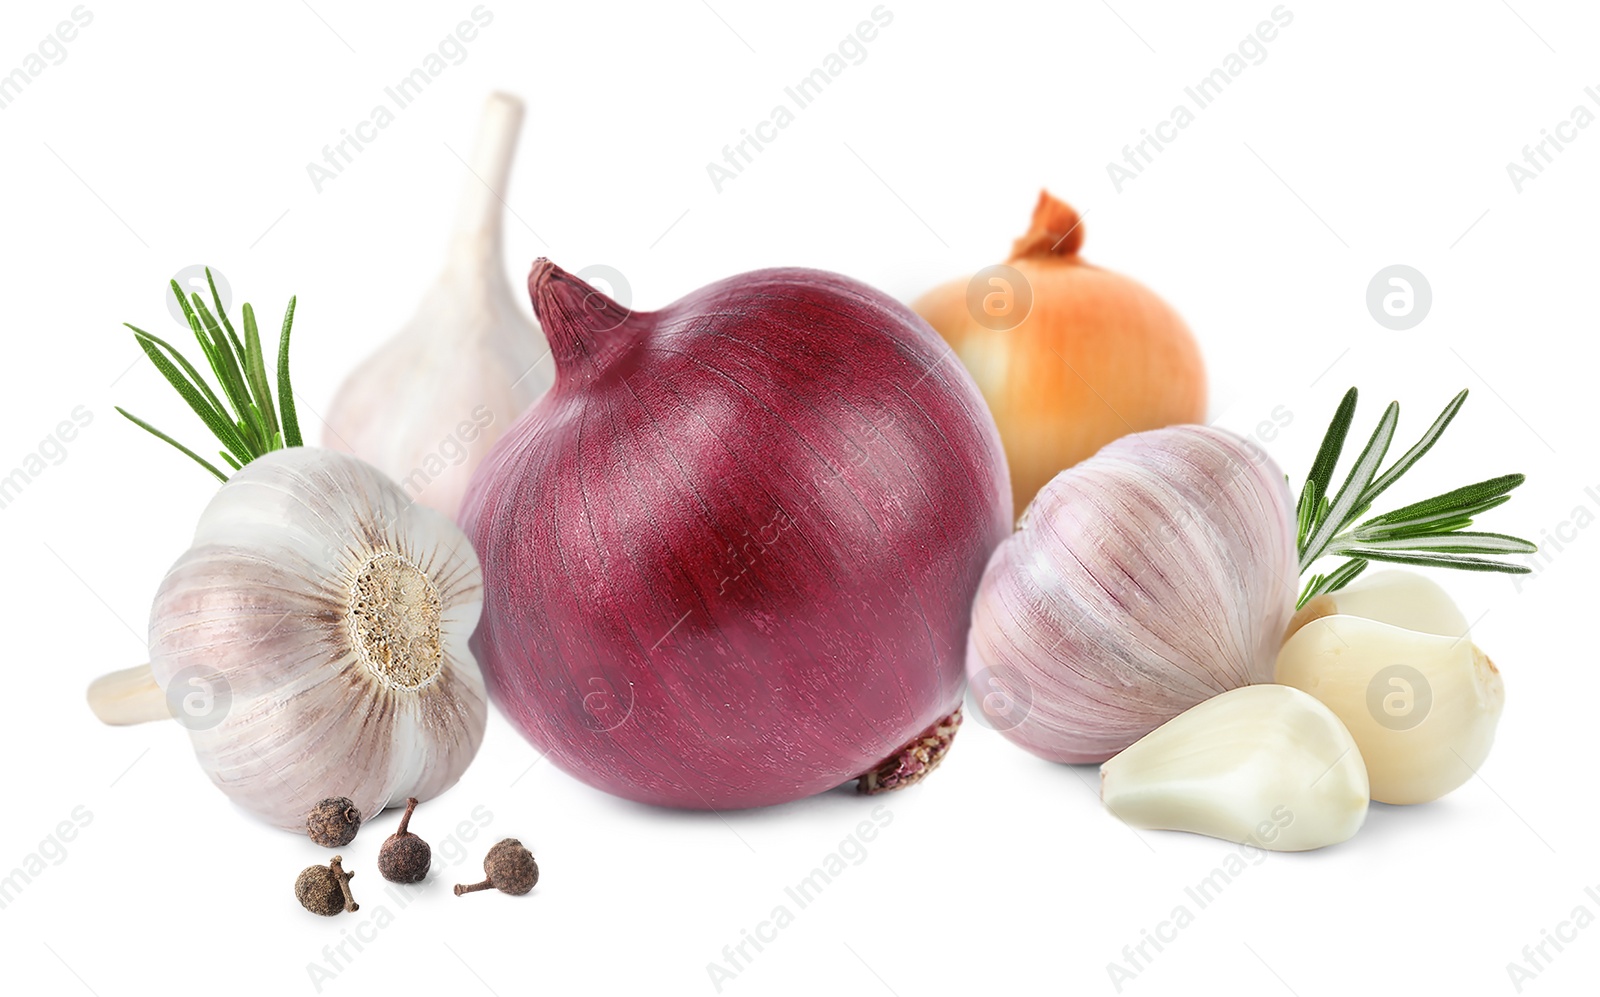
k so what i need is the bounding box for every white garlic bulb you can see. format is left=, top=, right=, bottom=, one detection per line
left=966, top=425, right=1298, bottom=763
left=1276, top=569, right=1504, bottom=805
left=1100, top=684, right=1370, bottom=851
left=323, top=91, right=552, bottom=518
left=87, top=447, right=487, bottom=831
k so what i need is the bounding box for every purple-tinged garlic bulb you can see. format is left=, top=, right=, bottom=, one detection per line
left=87, top=447, right=486, bottom=830
left=966, top=425, right=1298, bottom=763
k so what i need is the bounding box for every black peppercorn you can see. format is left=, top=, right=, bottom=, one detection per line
left=295, top=856, right=359, bottom=916
left=377, top=797, right=432, bottom=884
left=454, top=838, right=538, bottom=897
left=307, top=797, right=362, bottom=848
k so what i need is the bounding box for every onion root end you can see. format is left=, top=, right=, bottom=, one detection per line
left=857, top=707, right=962, bottom=795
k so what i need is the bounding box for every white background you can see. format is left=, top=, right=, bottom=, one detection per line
left=1, top=1, right=1596, bottom=995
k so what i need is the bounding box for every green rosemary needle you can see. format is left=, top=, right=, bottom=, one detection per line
left=1294, top=387, right=1536, bottom=608
left=117, top=269, right=301, bottom=481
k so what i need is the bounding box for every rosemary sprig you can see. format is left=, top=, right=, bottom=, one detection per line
left=1294, top=387, right=1536, bottom=608
left=117, top=269, right=301, bottom=481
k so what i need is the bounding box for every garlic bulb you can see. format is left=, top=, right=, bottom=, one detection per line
left=966, top=425, right=1298, bottom=763
left=87, top=448, right=487, bottom=831
left=1100, top=684, right=1370, bottom=851
left=323, top=91, right=552, bottom=518
left=1276, top=570, right=1503, bottom=805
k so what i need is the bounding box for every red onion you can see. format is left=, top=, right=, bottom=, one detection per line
left=461, top=259, right=1010, bottom=809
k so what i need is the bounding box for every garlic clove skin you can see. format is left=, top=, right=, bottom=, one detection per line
left=966, top=425, right=1299, bottom=763
left=136, top=447, right=488, bottom=830
left=1276, top=580, right=1503, bottom=805
left=1286, top=568, right=1467, bottom=642
left=1100, top=684, right=1370, bottom=851
left=323, top=92, right=551, bottom=519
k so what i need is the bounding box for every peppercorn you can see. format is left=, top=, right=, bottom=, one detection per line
left=377, top=797, right=431, bottom=884
left=295, top=856, right=359, bottom=916
left=454, top=838, right=538, bottom=897
left=307, top=797, right=362, bottom=848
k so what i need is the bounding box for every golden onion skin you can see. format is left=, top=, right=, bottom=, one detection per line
left=913, top=191, right=1206, bottom=515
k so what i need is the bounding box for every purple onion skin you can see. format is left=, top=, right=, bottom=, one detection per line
left=460, top=260, right=1011, bottom=809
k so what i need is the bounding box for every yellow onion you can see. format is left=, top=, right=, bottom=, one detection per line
left=913, top=191, right=1206, bottom=513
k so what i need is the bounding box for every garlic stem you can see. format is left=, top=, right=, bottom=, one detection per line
left=449, top=91, right=523, bottom=265
left=86, top=663, right=168, bottom=726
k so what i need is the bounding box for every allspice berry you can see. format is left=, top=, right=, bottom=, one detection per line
left=307, top=797, right=362, bottom=848
left=377, top=797, right=431, bottom=884
left=455, top=838, right=538, bottom=897
left=295, top=856, right=359, bottom=916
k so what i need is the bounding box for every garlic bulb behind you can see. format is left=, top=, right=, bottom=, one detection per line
left=1276, top=570, right=1504, bottom=805
left=323, top=91, right=551, bottom=518
left=1100, top=684, right=1370, bottom=851
left=87, top=448, right=487, bottom=830
left=966, top=425, right=1298, bottom=763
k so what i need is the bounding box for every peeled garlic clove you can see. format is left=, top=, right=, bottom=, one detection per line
left=323, top=91, right=551, bottom=518
left=1276, top=571, right=1503, bottom=805
left=1100, top=684, right=1370, bottom=851
left=1286, top=568, right=1466, bottom=641
left=86, top=447, right=488, bottom=831
left=966, top=425, right=1298, bottom=763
